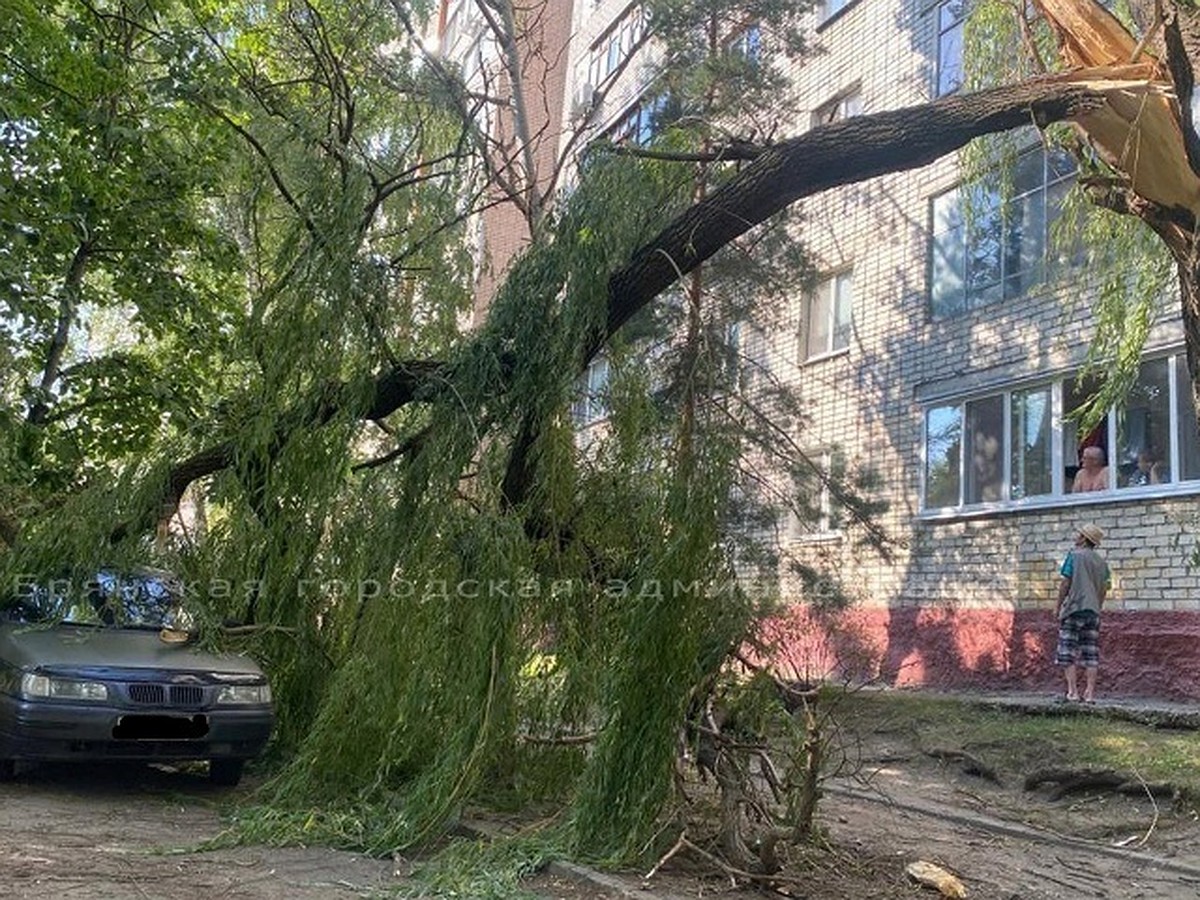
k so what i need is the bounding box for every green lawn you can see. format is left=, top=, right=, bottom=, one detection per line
left=830, top=689, right=1200, bottom=799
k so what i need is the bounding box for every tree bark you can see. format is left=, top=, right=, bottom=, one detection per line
left=28, top=240, right=91, bottom=426
left=599, top=78, right=1107, bottom=354
left=118, top=78, right=1108, bottom=536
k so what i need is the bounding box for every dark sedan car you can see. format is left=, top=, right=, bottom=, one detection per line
left=0, top=570, right=273, bottom=785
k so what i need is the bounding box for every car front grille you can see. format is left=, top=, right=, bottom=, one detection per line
left=127, top=683, right=206, bottom=707
left=170, top=685, right=204, bottom=706
left=128, top=684, right=165, bottom=704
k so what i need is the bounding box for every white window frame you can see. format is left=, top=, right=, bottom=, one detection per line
left=812, top=88, right=862, bottom=127
left=919, top=353, right=1200, bottom=516
left=817, top=0, right=855, bottom=26
left=789, top=449, right=845, bottom=541
left=587, top=4, right=646, bottom=87
left=572, top=357, right=611, bottom=427
left=802, top=270, right=853, bottom=362
left=929, top=142, right=1075, bottom=318
left=935, top=0, right=966, bottom=97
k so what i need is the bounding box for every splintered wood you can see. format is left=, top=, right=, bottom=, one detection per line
left=906, top=859, right=969, bottom=898
left=1034, top=0, right=1200, bottom=214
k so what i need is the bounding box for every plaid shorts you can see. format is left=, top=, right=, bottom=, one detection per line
left=1055, top=611, right=1101, bottom=668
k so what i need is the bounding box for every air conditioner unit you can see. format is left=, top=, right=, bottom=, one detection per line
left=571, top=82, right=596, bottom=119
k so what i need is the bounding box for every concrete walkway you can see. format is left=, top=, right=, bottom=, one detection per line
left=928, top=687, right=1200, bottom=729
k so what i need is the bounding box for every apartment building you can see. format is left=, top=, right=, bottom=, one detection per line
left=757, top=1, right=1200, bottom=701
left=442, top=0, right=1200, bottom=700
left=434, top=0, right=573, bottom=318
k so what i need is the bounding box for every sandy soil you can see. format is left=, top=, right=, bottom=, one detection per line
left=0, top=763, right=398, bottom=899
left=628, top=721, right=1200, bottom=900
left=3, top=733, right=1200, bottom=900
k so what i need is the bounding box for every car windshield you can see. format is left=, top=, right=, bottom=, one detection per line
left=6, top=571, right=193, bottom=630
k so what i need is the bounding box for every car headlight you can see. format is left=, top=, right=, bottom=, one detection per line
left=20, top=673, right=109, bottom=702
left=216, top=683, right=272, bottom=705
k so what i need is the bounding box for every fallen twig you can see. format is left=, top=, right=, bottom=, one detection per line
left=644, top=830, right=687, bottom=880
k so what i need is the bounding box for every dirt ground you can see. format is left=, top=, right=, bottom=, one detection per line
left=623, top=710, right=1200, bottom=900
left=0, top=763, right=399, bottom=899
left=4, top=719, right=1200, bottom=900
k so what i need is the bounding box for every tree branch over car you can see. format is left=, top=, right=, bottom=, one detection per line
left=133, top=77, right=1106, bottom=528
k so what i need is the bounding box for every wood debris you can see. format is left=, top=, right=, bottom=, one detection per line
left=1024, top=766, right=1178, bottom=801
left=924, top=747, right=1001, bottom=784
left=1035, top=0, right=1200, bottom=213
left=905, top=859, right=968, bottom=898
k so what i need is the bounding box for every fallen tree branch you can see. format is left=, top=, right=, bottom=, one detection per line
left=115, top=79, right=1109, bottom=537
left=644, top=829, right=688, bottom=880
left=680, top=836, right=802, bottom=886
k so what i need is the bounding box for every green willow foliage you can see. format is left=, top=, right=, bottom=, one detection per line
left=961, top=0, right=1173, bottom=428
left=3, top=0, right=877, bottom=867
left=239, top=151, right=771, bottom=857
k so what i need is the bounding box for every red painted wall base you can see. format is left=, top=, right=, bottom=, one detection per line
left=764, top=607, right=1200, bottom=701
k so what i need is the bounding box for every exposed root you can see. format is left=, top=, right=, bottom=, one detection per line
left=1024, top=767, right=1179, bottom=802
left=925, top=747, right=1002, bottom=785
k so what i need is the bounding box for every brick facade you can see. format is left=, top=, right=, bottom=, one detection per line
left=491, top=0, right=1200, bottom=698
left=760, top=0, right=1200, bottom=698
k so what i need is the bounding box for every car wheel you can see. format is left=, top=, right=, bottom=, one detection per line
left=209, top=758, right=244, bottom=786
left=0, top=760, right=14, bottom=782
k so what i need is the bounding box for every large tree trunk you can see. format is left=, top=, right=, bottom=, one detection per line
left=599, top=79, right=1107, bottom=353
left=116, top=79, right=1105, bottom=531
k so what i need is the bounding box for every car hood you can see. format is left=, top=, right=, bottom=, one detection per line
left=0, top=624, right=265, bottom=678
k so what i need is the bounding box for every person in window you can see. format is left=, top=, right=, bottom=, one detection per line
left=1055, top=524, right=1110, bottom=703
left=1128, top=448, right=1169, bottom=486
left=1070, top=446, right=1108, bottom=492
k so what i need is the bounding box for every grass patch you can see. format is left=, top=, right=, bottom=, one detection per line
left=830, top=689, right=1200, bottom=799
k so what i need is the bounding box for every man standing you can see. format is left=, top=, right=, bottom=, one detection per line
left=1056, top=524, right=1111, bottom=702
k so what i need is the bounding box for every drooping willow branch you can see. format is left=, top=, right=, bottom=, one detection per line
left=126, top=78, right=1105, bottom=534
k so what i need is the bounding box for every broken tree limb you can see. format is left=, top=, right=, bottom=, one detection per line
left=597, top=78, right=1110, bottom=359
left=109, top=77, right=1111, bottom=539
left=1035, top=0, right=1200, bottom=211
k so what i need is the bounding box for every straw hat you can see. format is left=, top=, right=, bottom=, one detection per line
left=1077, top=524, right=1104, bottom=547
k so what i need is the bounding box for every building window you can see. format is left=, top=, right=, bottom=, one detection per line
left=1010, top=386, right=1052, bottom=499
left=726, top=23, right=762, bottom=63
left=812, top=88, right=862, bottom=127
left=965, top=394, right=1004, bottom=503
left=572, top=357, right=610, bottom=426
left=606, top=92, right=673, bottom=146
left=790, top=449, right=846, bottom=538
left=818, top=0, right=854, bottom=25
left=803, top=271, right=853, bottom=361
left=1175, top=355, right=1200, bottom=480
left=929, top=144, right=1075, bottom=318
left=925, top=405, right=962, bottom=508
left=921, top=354, right=1200, bottom=511
left=936, top=0, right=966, bottom=97
left=587, top=4, right=646, bottom=88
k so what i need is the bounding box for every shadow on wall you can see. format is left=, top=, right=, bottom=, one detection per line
left=767, top=604, right=1200, bottom=702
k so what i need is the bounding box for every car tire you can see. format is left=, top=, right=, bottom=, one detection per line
left=0, top=760, right=14, bottom=782
left=209, top=758, right=244, bottom=786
